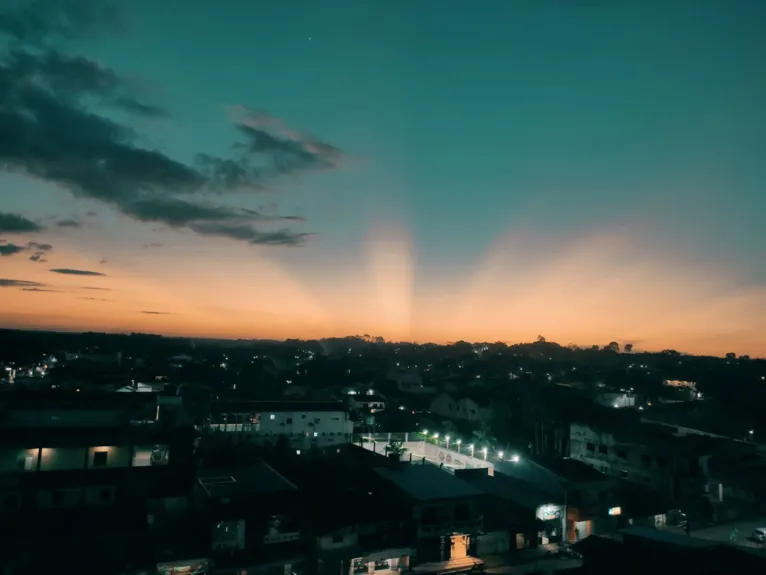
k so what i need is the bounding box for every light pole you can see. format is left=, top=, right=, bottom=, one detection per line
left=469, top=444, right=475, bottom=457
left=482, top=447, right=488, bottom=461
left=498, top=451, right=504, bottom=460
left=456, top=439, right=462, bottom=453
left=445, top=435, right=451, bottom=450
left=432, top=432, right=439, bottom=445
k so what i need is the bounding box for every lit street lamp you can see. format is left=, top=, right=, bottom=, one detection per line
left=456, top=439, right=462, bottom=453
left=469, top=444, right=475, bottom=457
left=510, top=454, right=520, bottom=463
left=482, top=447, right=488, bottom=460
left=445, top=435, right=451, bottom=450
left=498, top=451, right=504, bottom=459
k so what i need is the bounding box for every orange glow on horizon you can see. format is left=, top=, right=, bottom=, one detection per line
left=2, top=227, right=765, bottom=357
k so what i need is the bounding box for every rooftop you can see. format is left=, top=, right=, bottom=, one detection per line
left=211, top=399, right=348, bottom=414
left=619, top=526, right=714, bottom=549
left=534, top=456, right=611, bottom=484
left=374, top=463, right=483, bottom=502
left=459, top=471, right=557, bottom=511
left=196, top=462, right=297, bottom=498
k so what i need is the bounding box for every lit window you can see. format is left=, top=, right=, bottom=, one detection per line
left=296, top=450, right=301, bottom=455
left=270, top=414, right=275, bottom=420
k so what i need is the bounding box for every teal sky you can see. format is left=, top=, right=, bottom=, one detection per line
left=2, top=0, right=766, bottom=355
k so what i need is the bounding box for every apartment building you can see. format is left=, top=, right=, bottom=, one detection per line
left=569, top=421, right=708, bottom=500
left=208, top=400, right=354, bottom=450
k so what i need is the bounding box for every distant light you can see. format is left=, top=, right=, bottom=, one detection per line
left=270, top=414, right=275, bottom=420
left=296, top=450, right=301, bottom=455
left=456, top=439, right=462, bottom=445
left=399, top=405, right=405, bottom=410
left=445, top=435, right=450, bottom=441
left=749, top=430, right=754, bottom=435
left=498, top=451, right=504, bottom=458
left=482, top=447, right=488, bottom=453
left=433, top=433, right=439, bottom=439
left=422, top=429, right=428, bottom=435
left=469, top=444, right=474, bottom=449
left=608, top=507, right=622, bottom=516
left=314, top=432, right=318, bottom=437
left=510, top=454, right=520, bottom=463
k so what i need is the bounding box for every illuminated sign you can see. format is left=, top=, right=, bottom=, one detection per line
left=608, top=507, right=622, bottom=516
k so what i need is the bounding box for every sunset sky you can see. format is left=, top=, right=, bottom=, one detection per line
left=1, top=0, right=765, bottom=357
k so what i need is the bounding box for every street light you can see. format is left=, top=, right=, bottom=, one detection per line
left=482, top=447, right=488, bottom=460
left=445, top=435, right=451, bottom=450
left=498, top=451, right=504, bottom=459
left=422, top=429, right=429, bottom=435
left=469, top=444, right=475, bottom=457
left=456, top=439, right=462, bottom=453
left=510, top=454, right=520, bottom=463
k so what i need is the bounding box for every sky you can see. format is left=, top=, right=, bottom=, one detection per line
left=1, top=0, right=765, bottom=357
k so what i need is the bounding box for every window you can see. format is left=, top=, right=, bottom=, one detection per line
left=270, top=414, right=275, bottom=420
left=286, top=418, right=293, bottom=424
left=93, top=451, right=108, bottom=467
left=617, top=450, right=627, bottom=459
left=598, top=445, right=608, bottom=455
left=586, top=442, right=595, bottom=452
left=52, top=490, right=65, bottom=505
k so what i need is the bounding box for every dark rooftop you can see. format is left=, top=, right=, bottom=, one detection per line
left=196, top=462, right=297, bottom=498
left=619, top=526, right=714, bottom=548
left=458, top=471, right=557, bottom=511
left=374, top=463, right=483, bottom=502
left=534, top=456, right=611, bottom=484
left=211, top=400, right=348, bottom=414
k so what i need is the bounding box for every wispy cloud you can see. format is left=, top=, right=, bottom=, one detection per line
left=0, top=243, right=26, bottom=256
left=50, top=268, right=106, bottom=276
left=0, top=279, right=45, bottom=288
left=140, top=310, right=171, bottom=315
left=0, top=240, right=53, bottom=261
left=56, top=219, right=82, bottom=228
left=81, top=286, right=111, bottom=291
left=23, top=287, right=63, bottom=292
left=0, top=3, right=341, bottom=247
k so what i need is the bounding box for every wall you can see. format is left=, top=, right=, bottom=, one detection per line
left=360, top=440, right=494, bottom=474
left=316, top=526, right=358, bottom=551
left=0, top=448, right=39, bottom=473
left=86, top=445, right=132, bottom=469
left=39, top=447, right=87, bottom=471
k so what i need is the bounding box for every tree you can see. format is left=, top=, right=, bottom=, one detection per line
left=536, top=335, right=546, bottom=343
left=624, top=343, right=633, bottom=353
left=605, top=341, right=620, bottom=353
left=725, top=352, right=736, bottom=360
left=385, top=440, right=407, bottom=461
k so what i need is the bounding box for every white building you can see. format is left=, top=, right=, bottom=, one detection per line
left=208, top=400, right=354, bottom=449
left=347, top=389, right=387, bottom=413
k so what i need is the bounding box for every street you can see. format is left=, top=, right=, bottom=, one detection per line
left=663, top=518, right=766, bottom=549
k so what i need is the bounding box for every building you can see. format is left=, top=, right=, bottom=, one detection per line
left=568, top=421, right=711, bottom=500
left=0, top=390, right=197, bottom=574
left=192, top=464, right=309, bottom=575
left=208, top=400, right=354, bottom=450
left=373, top=463, right=484, bottom=562
left=428, top=394, right=492, bottom=424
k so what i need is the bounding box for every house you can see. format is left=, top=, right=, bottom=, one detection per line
left=429, top=394, right=492, bottom=424
left=373, top=463, right=484, bottom=562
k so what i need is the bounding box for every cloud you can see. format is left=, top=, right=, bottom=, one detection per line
left=81, top=285, right=110, bottom=291
left=50, top=268, right=106, bottom=276
left=79, top=296, right=108, bottom=301
left=85, top=211, right=98, bottom=217
left=23, top=287, right=62, bottom=292
left=0, top=212, right=43, bottom=233
left=56, top=219, right=82, bottom=228
left=140, top=310, right=171, bottom=315
left=0, top=243, right=26, bottom=256
left=0, top=3, right=342, bottom=248
left=0, top=240, right=53, bottom=260
left=99, top=258, right=108, bottom=264
left=0, top=279, right=44, bottom=288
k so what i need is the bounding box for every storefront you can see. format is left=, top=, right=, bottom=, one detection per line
left=350, top=548, right=414, bottom=575
left=535, top=504, right=565, bottom=544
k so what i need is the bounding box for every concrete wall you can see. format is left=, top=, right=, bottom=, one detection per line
left=360, top=440, right=494, bottom=473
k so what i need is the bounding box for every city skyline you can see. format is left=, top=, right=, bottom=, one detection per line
left=1, top=0, right=765, bottom=357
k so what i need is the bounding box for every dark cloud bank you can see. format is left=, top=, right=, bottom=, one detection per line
left=0, top=1, right=343, bottom=247
left=50, top=268, right=106, bottom=276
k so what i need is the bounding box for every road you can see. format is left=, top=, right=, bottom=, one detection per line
left=664, top=518, right=766, bottom=549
